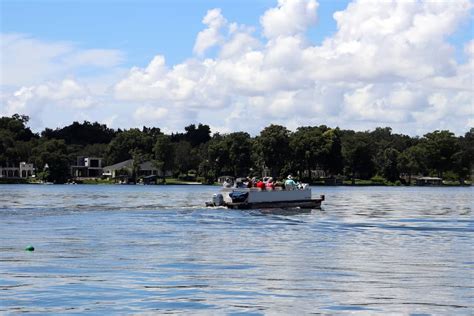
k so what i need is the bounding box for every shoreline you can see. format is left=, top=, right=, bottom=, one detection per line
left=0, top=179, right=470, bottom=187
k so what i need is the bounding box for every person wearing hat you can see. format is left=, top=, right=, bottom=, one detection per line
left=285, top=175, right=297, bottom=190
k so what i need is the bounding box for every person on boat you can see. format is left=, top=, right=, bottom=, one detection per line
left=274, top=178, right=284, bottom=190
left=265, top=177, right=275, bottom=190
left=250, top=177, right=257, bottom=188
left=223, top=177, right=233, bottom=188
left=256, top=178, right=265, bottom=190
left=235, top=177, right=246, bottom=188
left=284, top=175, right=298, bottom=190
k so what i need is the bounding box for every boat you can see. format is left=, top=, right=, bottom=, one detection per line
left=206, top=186, right=325, bottom=209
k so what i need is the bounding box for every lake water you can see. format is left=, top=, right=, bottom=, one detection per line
left=0, top=184, right=472, bottom=315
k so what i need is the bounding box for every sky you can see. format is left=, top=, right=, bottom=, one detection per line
left=1, top=0, right=473, bottom=136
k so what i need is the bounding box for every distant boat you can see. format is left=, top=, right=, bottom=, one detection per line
left=206, top=186, right=324, bottom=209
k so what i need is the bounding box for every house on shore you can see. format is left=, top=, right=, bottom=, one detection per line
left=415, top=176, right=443, bottom=186
left=324, top=175, right=344, bottom=185
left=102, top=159, right=172, bottom=182
left=218, top=176, right=235, bottom=184
left=102, top=159, right=133, bottom=179
left=70, top=157, right=103, bottom=178
left=0, top=162, right=35, bottom=178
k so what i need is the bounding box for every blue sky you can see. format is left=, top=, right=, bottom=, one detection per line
left=1, top=0, right=353, bottom=67
left=1, top=0, right=473, bottom=135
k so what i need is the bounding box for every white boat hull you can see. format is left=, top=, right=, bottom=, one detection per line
left=209, top=187, right=324, bottom=209
left=222, top=188, right=311, bottom=203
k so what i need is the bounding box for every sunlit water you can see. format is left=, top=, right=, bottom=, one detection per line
left=0, top=184, right=472, bottom=315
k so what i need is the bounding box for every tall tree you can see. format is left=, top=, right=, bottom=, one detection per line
left=421, top=130, right=459, bottom=177
left=105, top=129, right=155, bottom=165
left=397, top=145, right=428, bottom=184
left=31, top=139, right=69, bottom=183
left=206, top=134, right=229, bottom=178
left=380, top=147, right=400, bottom=182
left=290, top=126, right=324, bottom=181
left=322, top=128, right=344, bottom=176
left=257, top=125, right=291, bottom=178
left=452, top=128, right=474, bottom=183
left=225, top=132, right=253, bottom=177
left=153, top=135, right=175, bottom=183
left=41, top=121, right=116, bottom=145
left=0, top=114, right=37, bottom=165
left=342, top=131, right=375, bottom=181
left=184, top=124, right=211, bottom=147
left=130, top=149, right=146, bottom=183
left=0, top=114, right=36, bottom=142
left=174, top=141, right=195, bottom=175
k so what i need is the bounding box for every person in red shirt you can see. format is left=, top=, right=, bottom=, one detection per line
left=256, top=179, right=265, bottom=190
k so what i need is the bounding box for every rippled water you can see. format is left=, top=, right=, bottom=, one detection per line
left=0, top=184, right=472, bottom=314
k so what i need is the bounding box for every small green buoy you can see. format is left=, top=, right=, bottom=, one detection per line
left=25, top=245, right=35, bottom=252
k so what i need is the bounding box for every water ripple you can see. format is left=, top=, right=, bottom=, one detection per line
left=0, top=184, right=472, bottom=314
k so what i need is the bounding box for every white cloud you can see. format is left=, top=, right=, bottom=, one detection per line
left=343, top=84, right=412, bottom=123
left=193, top=9, right=227, bottom=56
left=133, top=105, right=168, bottom=122
left=220, top=28, right=261, bottom=59
left=1, top=79, right=100, bottom=131
left=260, top=0, right=318, bottom=39
left=65, top=49, right=124, bottom=68
left=5, top=80, right=84, bottom=112
left=1, top=0, right=473, bottom=136
left=0, top=33, right=124, bottom=86
left=112, top=0, right=472, bottom=134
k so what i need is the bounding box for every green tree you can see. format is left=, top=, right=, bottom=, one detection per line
left=174, top=141, right=194, bottom=175
left=130, top=149, right=147, bottom=183
left=452, top=128, right=474, bottom=184
left=0, top=129, right=16, bottom=166
left=174, top=124, right=212, bottom=147
left=370, top=127, right=413, bottom=178
left=225, top=132, right=253, bottom=177
left=206, top=134, right=228, bottom=179
left=198, top=158, right=215, bottom=184
left=380, top=147, right=400, bottom=182
left=0, top=114, right=36, bottom=142
left=290, top=126, right=325, bottom=181
left=105, top=129, right=155, bottom=165
left=342, top=131, right=375, bottom=181
left=0, top=114, right=37, bottom=165
left=41, top=121, right=116, bottom=145
left=397, top=145, right=428, bottom=184
left=153, top=135, right=175, bottom=183
left=322, top=128, right=344, bottom=175
left=31, top=139, right=69, bottom=183
left=421, top=130, right=459, bottom=177
left=257, top=125, right=291, bottom=178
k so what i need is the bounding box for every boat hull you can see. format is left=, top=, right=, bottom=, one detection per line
left=225, top=196, right=324, bottom=209
left=206, top=187, right=325, bottom=210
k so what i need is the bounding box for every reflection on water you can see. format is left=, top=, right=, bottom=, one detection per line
left=0, top=184, right=472, bottom=314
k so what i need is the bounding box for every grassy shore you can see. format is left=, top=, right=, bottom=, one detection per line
left=0, top=178, right=28, bottom=184
left=77, top=178, right=203, bottom=185
left=0, top=177, right=470, bottom=186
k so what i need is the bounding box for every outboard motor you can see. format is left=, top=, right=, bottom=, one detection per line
left=212, top=193, right=224, bottom=206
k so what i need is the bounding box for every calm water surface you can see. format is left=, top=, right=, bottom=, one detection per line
left=0, top=184, right=472, bottom=315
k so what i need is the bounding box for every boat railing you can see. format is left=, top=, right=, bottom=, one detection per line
left=222, top=185, right=311, bottom=192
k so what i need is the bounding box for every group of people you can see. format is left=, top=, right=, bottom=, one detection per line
left=223, top=175, right=303, bottom=191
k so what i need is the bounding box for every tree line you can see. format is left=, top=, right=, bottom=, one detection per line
left=0, top=114, right=472, bottom=184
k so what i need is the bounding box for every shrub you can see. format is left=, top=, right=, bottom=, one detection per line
left=370, top=175, right=386, bottom=184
